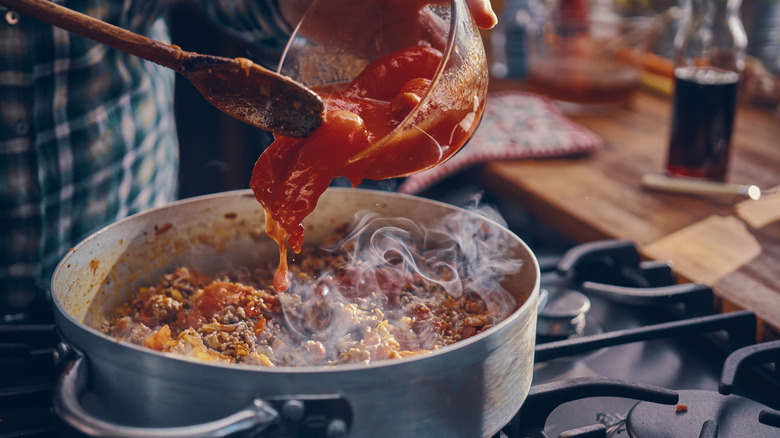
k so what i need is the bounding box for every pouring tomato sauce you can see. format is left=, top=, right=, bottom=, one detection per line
left=249, top=45, right=481, bottom=292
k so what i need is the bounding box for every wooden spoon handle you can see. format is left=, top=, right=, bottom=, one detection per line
left=0, top=0, right=185, bottom=71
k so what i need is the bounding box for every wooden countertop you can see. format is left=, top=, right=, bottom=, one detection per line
left=479, top=83, right=780, bottom=342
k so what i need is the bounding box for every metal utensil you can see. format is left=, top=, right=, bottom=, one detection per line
left=0, top=0, right=324, bottom=138
left=641, top=173, right=777, bottom=200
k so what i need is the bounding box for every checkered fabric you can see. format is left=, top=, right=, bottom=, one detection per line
left=0, top=0, right=289, bottom=314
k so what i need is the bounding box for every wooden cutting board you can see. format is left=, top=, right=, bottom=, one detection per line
left=479, top=84, right=780, bottom=342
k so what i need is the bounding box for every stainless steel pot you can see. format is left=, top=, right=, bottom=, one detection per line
left=50, top=188, right=540, bottom=438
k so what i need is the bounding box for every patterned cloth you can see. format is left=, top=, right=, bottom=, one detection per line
left=0, top=1, right=289, bottom=315
left=398, top=91, right=604, bottom=194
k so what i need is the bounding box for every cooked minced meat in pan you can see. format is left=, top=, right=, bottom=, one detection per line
left=101, top=229, right=517, bottom=367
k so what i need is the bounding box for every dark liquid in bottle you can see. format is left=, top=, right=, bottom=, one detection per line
left=666, top=66, right=739, bottom=181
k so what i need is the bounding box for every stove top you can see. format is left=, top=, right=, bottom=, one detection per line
left=514, top=239, right=780, bottom=438
left=1, top=239, right=779, bottom=437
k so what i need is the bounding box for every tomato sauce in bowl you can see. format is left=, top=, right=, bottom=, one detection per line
left=250, top=45, right=485, bottom=291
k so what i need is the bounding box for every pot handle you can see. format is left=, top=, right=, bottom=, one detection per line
left=53, top=345, right=352, bottom=438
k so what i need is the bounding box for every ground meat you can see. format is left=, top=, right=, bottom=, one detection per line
left=100, top=232, right=517, bottom=367
left=146, top=295, right=182, bottom=323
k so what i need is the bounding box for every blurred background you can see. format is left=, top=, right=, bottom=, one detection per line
left=484, top=0, right=780, bottom=103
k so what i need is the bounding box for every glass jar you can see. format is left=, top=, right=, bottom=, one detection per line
left=524, top=0, right=652, bottom=106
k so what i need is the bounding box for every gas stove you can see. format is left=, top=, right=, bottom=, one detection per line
left=513, top=239, right=780, bottom=437
left=1, top=239, right=779, bottom=437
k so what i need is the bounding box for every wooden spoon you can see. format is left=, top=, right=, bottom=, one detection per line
left=1, top=0, right=324, bottom=138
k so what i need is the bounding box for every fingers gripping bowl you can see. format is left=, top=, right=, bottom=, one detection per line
left=51, top=189, right=540, bottom=437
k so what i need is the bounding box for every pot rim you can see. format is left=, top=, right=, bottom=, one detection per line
left=51, top=188, right=540, bottom=374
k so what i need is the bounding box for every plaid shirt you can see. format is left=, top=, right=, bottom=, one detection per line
left=0, top=0, right=289, bottom=315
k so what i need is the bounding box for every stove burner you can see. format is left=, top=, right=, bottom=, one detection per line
left=509, top=377, right=679, bottom=437
left=626, top=389, right=779, bottom=437
left=537, top=287, right=591, bottom=338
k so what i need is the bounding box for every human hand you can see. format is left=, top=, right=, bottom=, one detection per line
left=465, top=0, right=498, bottom=29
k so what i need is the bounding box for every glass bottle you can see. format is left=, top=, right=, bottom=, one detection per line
left=665, top=0, right=747, bottom=182
left=490, top=0, right=546, bottom=80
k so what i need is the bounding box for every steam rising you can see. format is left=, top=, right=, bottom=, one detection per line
left=333, top=205, right=523, bottom=302
left=278, top=203, right=523, bottom=364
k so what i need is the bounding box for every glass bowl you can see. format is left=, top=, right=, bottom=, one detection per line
left=526, top=2, right=652, bottom=106
left=276, top=0, right=489, bottom=180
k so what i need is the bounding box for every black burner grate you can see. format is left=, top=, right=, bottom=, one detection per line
left=0, top=321, right=67, bottom=437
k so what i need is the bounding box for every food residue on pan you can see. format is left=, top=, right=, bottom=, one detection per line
left=155, top=223, right=173, bottom=236
left=89, top=259, right=100, bottom=275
